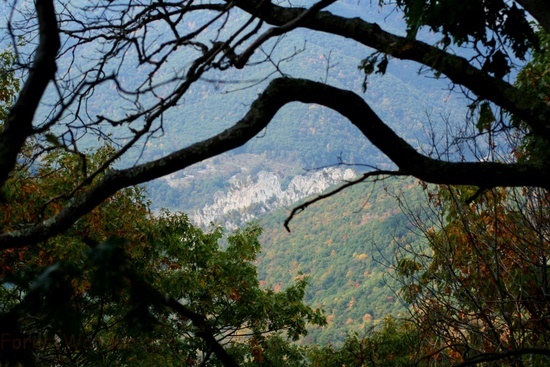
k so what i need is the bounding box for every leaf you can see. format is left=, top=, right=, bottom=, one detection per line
left=376, top=56, right=389, bottom=75
left=476, top=102, right=495, bottom=133
left=482, top=50, right=510, bottom=79
left=404, top=0, right=426, bottom=40
left=358, top=54, right=379, bottom=92
left=396, top=258, right=422, bottom=277
left=44, top=133, right=61, bottom=147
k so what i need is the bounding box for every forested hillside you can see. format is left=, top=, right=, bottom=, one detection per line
left=257, top=177, right=427, bottom=344
left=136, top=2, right=468, bottom=212
left=1, top=0, right=549, bottom=365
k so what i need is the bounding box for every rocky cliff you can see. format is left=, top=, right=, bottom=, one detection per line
left=192, top=167, right=356, bottom=229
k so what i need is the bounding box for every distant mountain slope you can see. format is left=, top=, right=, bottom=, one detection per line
left=255, top=177, right=430, bottom=344
left=151, top=164, right=431, bottom=344
left=141, top=15, right=467, bottom=213
left=192, top=167, right=356, bottom=229
left=144, top=46, right=466, bottom=213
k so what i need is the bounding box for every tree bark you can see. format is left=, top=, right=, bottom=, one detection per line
left=1, top=78, right=547, bottom=250
left=0, top=0, right=60, bottom=187
left=230, top=0, right=550, bottom=142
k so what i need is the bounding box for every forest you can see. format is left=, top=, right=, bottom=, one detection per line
left=0, top=0, right=550, bottom=366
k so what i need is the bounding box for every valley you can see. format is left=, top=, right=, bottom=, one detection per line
left=2, top=0, right=547, bottom=364
left=134, top=1, right=468, bottom=346
left=148, top=152, right=431, bottom=344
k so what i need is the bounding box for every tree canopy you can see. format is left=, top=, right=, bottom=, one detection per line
left=0, top=48, right=325, bottom=365
left=1, top=0, right=550, bottom=365
left=0, top=0, right=548, bottom=247
left=395, top=185, right=550, bottom=366
left=0, top=141, right=325, bottom=366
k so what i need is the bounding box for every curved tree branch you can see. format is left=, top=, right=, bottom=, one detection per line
left=1, top=77, right=548, bottom=249
left=514, top=0, right=550, bottom=33
left=230, top=0, right=550, bottom=142
left=0, top=0, right=60, bottom=187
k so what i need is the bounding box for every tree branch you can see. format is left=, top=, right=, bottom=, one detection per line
left=230, top=0, right=550, bottom=142
left=453, top=348, right=550, bottom=367
left=0, top=0, right=60, bottom=188
left=1, top=77, right=548, bottom=249
left=284, top=170, right=406, bottom=232
left=233, top=0, right=338, bottom=68
left=128, top=273, right=239, bottom=367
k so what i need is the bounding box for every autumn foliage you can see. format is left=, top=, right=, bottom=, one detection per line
left=397, top=186, right=550, bottom=366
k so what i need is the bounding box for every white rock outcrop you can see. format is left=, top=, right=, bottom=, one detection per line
left=192, top=167, right=356, bottom=228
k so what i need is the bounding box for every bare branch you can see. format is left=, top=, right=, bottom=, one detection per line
left=231, top=0, right=550, bottom=142
left=233, top=0, right=338, bottom=68
left=284, top=170, right=405, bottom=232
left=1, top=77, right=548, bottom=249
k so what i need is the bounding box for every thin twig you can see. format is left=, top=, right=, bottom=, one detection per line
left=234, top=0, right=338, bottom=68
left=284, top=170, right=406, bottom=232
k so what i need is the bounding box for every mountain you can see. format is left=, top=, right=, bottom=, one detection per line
left=255, top=177, right=429, bottom=344
left=10, top=0, right=466, bottom=344
left=191, top=166, right=356, bottom=229
left=151, top=158, right=430, bottom=344
left=136, top=2, right=465, bottom=344
left=131, top=2, right=468, bottom=213
left=143, top=35, right=467, bottom=216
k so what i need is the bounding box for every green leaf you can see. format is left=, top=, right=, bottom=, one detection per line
left=404, top=0, right=426, bottom=39
left=44, top=133, right=61, bottom=147
left=476, top=102, right=495, bottom=133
